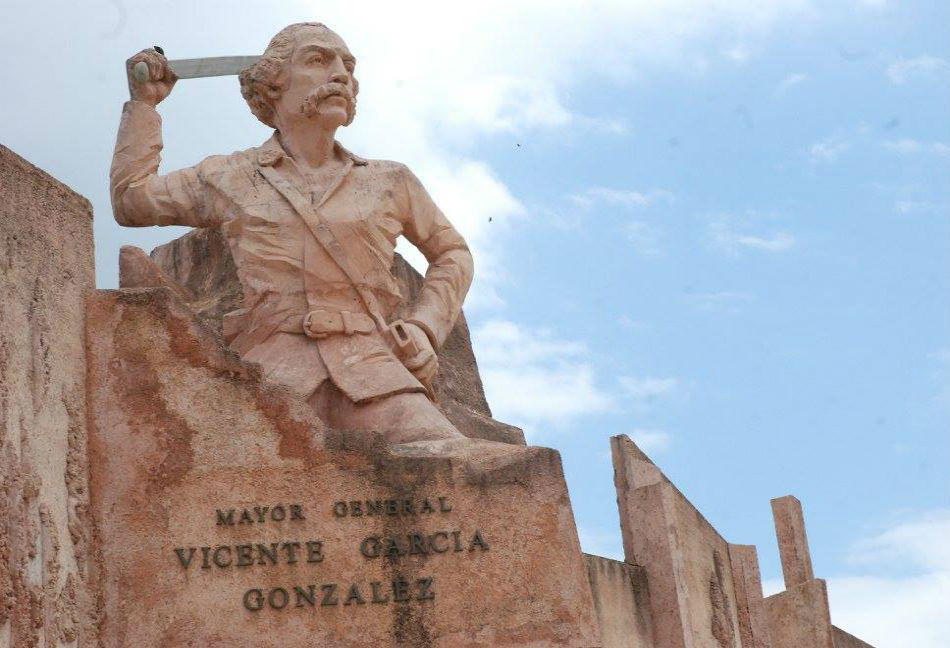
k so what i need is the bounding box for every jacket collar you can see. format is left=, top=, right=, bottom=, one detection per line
left=256, top=132, right=368, bottom=167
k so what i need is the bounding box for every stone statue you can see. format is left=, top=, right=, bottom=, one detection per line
left=110, top=23, right=473, bottom=445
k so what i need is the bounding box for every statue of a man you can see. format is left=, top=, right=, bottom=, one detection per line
left=110, top=23, right=473, bottom=445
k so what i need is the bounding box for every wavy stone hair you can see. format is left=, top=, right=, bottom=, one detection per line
left=239, top=22, right=359, bottom=128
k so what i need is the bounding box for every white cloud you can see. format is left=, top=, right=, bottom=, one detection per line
left=626, top=221, right=664, bottom=257
left=618, top=376, right=679, bottom=403
left=630, top=428, right=672, bottom=454
left=883, top=139, right=950, bottom=155
left=894, top=200, right=936, bottom=214
left=886, top=56, right=950, bottom=84
left=570, top=187, right=671, bottom=209
left=472, top=320, right=612, bottom=432
left=707, top=221, right=795, bottom=254
left=932, top=348, right=950, bottom=408
left=617, top=315, right=647, bottom=331
left=724, top=44, right=751, bottom=62
left=576, top=116, right=630, bottom=135
left=827, top=510, right=950, bottom=648
left=566, top=187, right=671, bottom=256
left=774, top=72, right=808, bottom=96
left=848, top=510, right=950, bottom=573
left=829, top=573, right=949, bottom=648
left=692, top=290, right=755, bottom=312
left=809, top=135, right=849, bottom=162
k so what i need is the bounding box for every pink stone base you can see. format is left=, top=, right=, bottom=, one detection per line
left=85, top=289, right=599, bottom=647
left=764, top=579, right=835, bottom=648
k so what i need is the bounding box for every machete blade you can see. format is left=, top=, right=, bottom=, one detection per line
left=167, top=55, right=262, bottom=79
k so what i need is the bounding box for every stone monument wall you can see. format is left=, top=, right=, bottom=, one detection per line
left=0, top=145, right=882, bottom=648
left=0, top=146, right=97, bottom=647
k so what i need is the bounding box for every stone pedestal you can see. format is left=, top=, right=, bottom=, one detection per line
left=763, top=580, right=834, bottom=648
left=85, top=288, right=600, bottom=647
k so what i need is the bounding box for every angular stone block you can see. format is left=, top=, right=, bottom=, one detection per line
left=727, top=544, right=772, bottom=648
left=0, top=145, right=97, bottom=646
left=584, top=554, right=654, bottom=648
left=85, top=288, right=599, bottom=647
left=763, top=580, right=834, bottom=648
left=611, top=434, right=742, bottom=648
left=770, top=496, right=814, bottom=589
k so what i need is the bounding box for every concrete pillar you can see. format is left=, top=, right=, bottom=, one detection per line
left=728, top=544, right=772, bottom=648
left=770, top=495, right=814, bottom=588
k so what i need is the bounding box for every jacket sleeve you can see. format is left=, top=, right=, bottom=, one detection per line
left=398, top=166, right=474, bottom=350
left=110, top=100, right=221, bottom=228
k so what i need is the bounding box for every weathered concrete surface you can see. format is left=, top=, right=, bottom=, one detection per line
left=0, top=145, right=97, bottom=646
left=831, top=625, right=876, bottom=648
left=771, top=496, right=814, bottom=589
left=611, top=434, right=742, bottom=648
left=85, top=287, right=599, bottom=647
left=584, top=554, right=653, bottom=648
left=764, top=579, right=835, bottom=648
left=727, top=544, right=772, bottom=648
left=131, top=229, right=524, bottom=445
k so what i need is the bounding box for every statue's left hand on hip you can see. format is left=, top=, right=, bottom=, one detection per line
left=398, top=322, right=438, bottom=385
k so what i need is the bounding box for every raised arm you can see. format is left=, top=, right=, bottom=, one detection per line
left=110, top=48, right=219, bottom=228
left=399, top=166, right=475, bottom=350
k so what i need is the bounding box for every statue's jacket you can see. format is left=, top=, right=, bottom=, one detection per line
left=110, top=100, right=473, bottom=403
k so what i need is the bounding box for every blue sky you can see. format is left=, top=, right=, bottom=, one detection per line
left=1, top=1, right=947, bottom=645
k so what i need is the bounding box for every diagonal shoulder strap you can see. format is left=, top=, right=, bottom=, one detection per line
left=258, top=164, right=388, bottom=331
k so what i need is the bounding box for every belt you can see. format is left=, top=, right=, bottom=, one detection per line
left=294, top=309, right=377, bottom=339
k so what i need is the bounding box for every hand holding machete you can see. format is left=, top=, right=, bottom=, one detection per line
left=127, top=46, right=176, bottom=106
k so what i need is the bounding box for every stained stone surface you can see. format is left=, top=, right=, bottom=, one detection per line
left=125, top=229, right=524, bottom=446
left=727, top=543, right=772, bottom=648
left=763, top=580, right=835, bottom=648
left=85, top=287, right=599, bottom=647
left=771, top=496, right=814, bottom=589
left=584, top=554, right=653, bottom=648
left=0, top=145, right=97, bottom=647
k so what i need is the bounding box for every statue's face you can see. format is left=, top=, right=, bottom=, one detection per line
left=274, top=26, right=356, bottom=130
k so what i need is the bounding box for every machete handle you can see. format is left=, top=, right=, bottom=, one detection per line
left=132, top=61, right=150, bottom=83
left=131, top=46, right=166, bottom=83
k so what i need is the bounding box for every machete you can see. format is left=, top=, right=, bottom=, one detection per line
left=132, top=53, right=261, bottom=82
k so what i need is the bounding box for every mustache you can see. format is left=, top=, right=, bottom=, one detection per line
left=300, top=83, right=355, bottom=117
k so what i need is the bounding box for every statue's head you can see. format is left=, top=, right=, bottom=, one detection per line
left=240, top=23, right=359, bottom=131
